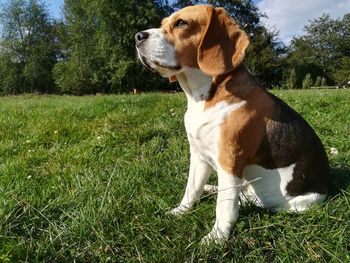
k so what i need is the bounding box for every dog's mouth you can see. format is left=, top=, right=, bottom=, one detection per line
left=136, top=49, right=182, bottom=74
left=138, top=54, right=156, bottom=72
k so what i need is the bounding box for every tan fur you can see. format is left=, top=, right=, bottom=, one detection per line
left=168, top=75, right=178, bottom=82
left=162, top=6, right=208, bottom=68
left=198, top=7, right=249, bottom=76
left=161, top=5, right=270, bottom=176
left=203, top=65, right=275, bottom=176
left=161, top=5, right=248, bottom=74
left=136, top=5, right=329, bottom=241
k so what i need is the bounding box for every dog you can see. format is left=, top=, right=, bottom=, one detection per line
left=135, top=5, right=329, bottom=243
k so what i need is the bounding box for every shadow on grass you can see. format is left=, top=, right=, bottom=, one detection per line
left=329, top=166, right=350, bottom=196
left=138, top=130, right=170, bottom=144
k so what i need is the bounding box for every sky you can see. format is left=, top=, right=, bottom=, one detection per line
left=44, top=0, right=64, bottom=19
left=256, top=0, right=350, bottom=44
left=3, top=0, right=350, bottom=44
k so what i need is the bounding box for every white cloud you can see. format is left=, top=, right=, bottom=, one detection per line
left=257, top=0, right=350, bottom=44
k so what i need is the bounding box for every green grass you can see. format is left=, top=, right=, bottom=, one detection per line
left=0, top=90, right=349, bottom=262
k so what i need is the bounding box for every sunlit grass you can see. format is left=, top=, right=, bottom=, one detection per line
left=0, top=90, right=349, bottom=262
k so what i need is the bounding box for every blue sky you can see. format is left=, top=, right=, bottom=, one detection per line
left=45, top=0, right=63, bottom=19
left=3, top=0, right=350, bottom=44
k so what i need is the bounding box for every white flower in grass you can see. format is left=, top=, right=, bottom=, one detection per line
left=330, top=147, right=338, bottom=155
left=97, top=136, right=102, bottom=141
left=26, top=139, right=31, bottom=143
left=53, top=130, right=58, bottom=134
left=170, top=108, right=177, bottom=117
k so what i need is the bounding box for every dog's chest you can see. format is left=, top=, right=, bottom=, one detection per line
left=184, top=100, right=246, bottom=167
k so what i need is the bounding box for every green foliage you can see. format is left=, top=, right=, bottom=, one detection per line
left=289, top=13, right=350, bottom=86
left=302, top=73, right=313, bottom=89
left=53, top=58, right=96, bottom=95
left=321, top=77, right=328, bottom=86
left=245, top=27, right=286, bottom=87
left=0, top=0, right=58, bottom=94
left=285, top=68, right=297, bottom=89
left=315, top=76, right=322, bottom=87
left=53, top=0, right=172, bottom=94
left=0, top=91, right=349, bottom=261
left=0, top=54, right=24, bottom=94
left=334, top=56, right=350, bottom=83
left=0, top=0, right=348, bottom=93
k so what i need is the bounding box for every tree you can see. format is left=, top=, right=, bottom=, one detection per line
left=334, top=56, right=350, bottom=84
left=0, top=0, right=58, bottom=94
left=288, top=13, right=350, bottom=86
left=245, top=27, right=286, bottom=87
left=53, top=0, right=172, bottom=94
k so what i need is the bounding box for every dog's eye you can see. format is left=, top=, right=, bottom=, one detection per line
left=175, top=19, right=188, bottom=28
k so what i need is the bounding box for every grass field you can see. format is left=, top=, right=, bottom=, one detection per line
left=0, top=90, right=349, bottom=262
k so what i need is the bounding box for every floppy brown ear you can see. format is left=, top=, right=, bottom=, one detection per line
left=198, top=6, right=249, bottom=76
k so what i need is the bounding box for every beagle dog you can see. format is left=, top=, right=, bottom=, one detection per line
left=135, top=5, right=329, bottom=243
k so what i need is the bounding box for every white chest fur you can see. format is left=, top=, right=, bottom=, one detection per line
left=184, top=100, right=246, bottom=168
left=176, top=68, right=246, bottom=169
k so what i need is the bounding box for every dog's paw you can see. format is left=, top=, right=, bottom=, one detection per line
left=203, top=184, right=218, bottom=194
left=200, top=229, right=229, bottom=246
left=168, top=205, right=190, bottom=216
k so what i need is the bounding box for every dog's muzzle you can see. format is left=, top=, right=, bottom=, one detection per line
left=135, top=29, right=182, bottom=75
left=135, top=31, right=149, bottom=47
left=135, top=31, right=154, bottom=71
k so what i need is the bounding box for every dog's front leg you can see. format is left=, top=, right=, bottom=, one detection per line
left=202, top=169, right=242, bottom=244
left=169, top=151, right=212, bottom=215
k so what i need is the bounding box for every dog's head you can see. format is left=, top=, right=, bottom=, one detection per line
left=135, top=5, right=249, bottom=79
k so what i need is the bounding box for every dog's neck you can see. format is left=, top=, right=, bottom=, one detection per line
left=176, top=65, right=259, bottom=109
left=176, top=68, right=212, bottom=104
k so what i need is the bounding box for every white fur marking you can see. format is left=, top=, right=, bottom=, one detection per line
left=241, top=164, right=326, bottom=212
left=136, top=28, right=180, bottom=77
left=185, top=100, right=246, bottom=169
left=202, top=170, right=242, bottom=244
left=169, top=154, right=212, bottom=215
left=241, top=164, right=295, bottom=208
left=170, top=68, right=247, bottom=243
left=287, top=193, right=327, bottom=212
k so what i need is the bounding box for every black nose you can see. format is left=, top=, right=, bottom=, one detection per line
left=135, top=31, right=149, bottom=44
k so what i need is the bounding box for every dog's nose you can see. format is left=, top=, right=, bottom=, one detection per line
left=135, top=31, right=149, bottom=44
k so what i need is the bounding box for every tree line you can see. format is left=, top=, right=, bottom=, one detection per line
left=0, top=0, right=349, bottom=95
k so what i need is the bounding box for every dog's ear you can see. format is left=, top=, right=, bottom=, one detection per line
left=198, top=6, right=249, bottom=76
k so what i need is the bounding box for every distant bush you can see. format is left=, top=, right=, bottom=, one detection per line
left=321, top=77, right=328, bottom=86
left=315, top=76, right=322, bottom=87
left=302, top=74, right=313, bottom=89
left=285, top=68, right=297, bottom=89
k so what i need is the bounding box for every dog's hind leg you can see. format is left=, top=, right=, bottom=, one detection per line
left=286, top=193, right=327, bottom=212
